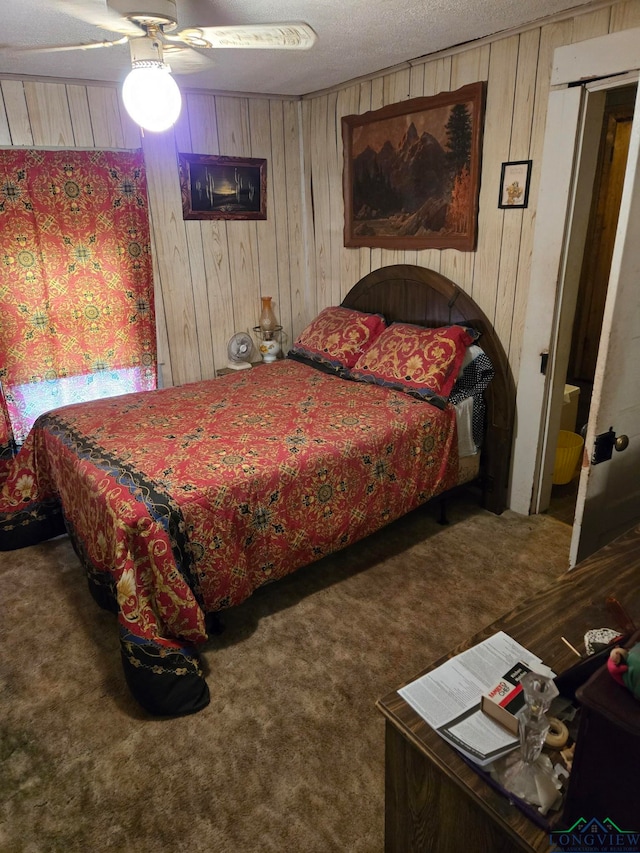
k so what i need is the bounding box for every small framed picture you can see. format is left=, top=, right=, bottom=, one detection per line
left=498, top=160, right=532, bottom=209
left=178, top=153, right=267, bottom=221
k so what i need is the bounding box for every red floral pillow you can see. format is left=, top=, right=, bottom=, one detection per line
left=349, top=323, right=475, bottom=401
left=290, top=306, right=387, bottom=370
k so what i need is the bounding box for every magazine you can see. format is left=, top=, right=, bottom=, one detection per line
left=398, top=631, right=555, bottom=766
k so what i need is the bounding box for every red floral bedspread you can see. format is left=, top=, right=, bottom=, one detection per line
left=0, top=360, right=457, bottom=714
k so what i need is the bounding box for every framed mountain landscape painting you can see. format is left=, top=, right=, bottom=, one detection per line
left=342, top=82, right=485, bottom=251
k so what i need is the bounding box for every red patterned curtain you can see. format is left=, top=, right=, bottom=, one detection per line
left=0, top=148, right=156, bottom=457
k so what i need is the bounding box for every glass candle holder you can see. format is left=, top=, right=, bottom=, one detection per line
left=490, top=671, right=562, bottom=814
left=259, top=296, right=278, bottom=333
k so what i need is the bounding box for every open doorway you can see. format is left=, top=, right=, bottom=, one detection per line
left=547, top=84, right=637, bottom=525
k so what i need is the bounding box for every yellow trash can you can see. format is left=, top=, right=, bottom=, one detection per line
left=552, top=430, right=584, bottom=485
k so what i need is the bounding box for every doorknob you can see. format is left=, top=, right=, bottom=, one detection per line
left=592, top=427, right=629, bottom=464
left=615, top=434, right=629, bottom=452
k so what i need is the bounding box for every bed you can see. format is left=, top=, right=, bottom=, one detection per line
left=0, top=264, right=514, bottom=716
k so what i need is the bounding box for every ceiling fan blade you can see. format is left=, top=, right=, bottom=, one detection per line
left=162, top=45, right=215, bottom=74
left=172, top=22, right=317, bottom=51
left=55, top=0, right=143, bottom=36
left=8, top=36, right=130, bottom=55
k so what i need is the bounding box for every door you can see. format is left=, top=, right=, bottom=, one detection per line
left=570, top=80, right=640, bottom=564
left=512, top=28, right=640, bottom=565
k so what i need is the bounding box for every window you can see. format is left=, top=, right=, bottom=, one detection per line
left=0, top=148, right=156, bottom=456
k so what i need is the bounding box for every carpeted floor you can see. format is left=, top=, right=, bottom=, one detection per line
left=0, top=492, right=571, bottom=853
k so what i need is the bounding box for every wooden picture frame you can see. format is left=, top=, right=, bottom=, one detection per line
left=342, top=82, right=485, bottom=251
left=178, top=153, right=267, bottom=220
left=498, top=160, right=532, bottom=209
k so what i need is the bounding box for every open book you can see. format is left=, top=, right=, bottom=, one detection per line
left=398, top=631, right=555, bottom=767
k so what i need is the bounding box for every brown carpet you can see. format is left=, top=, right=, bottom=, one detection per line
left=0, top=492, right=571, bottom=853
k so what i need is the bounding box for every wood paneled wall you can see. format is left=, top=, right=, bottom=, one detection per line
left=1, top=0, right=639, bottom=392
left=0, top=80, right=305, bottom=388
left=301, top=0, right=640, bottom=383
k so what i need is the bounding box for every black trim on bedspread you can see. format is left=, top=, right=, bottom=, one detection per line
left=3, top=415, right=213, bottom=716
left=67, top=521, right=120, bottom=614
left=44, top=413, right=206, bottom=610
left=0, top=497, right=65, bottom=550
left=285, top=349, right=347, bottom=377
left=73, top=523, right=211, bottom=717
left=120, top=632, right=210, bottom=717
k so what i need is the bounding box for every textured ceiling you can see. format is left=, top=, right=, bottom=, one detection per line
left=0, top=0, right=599, bottom=97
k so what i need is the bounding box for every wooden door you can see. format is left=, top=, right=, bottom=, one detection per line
left=570, top=81, right=640, bottom=563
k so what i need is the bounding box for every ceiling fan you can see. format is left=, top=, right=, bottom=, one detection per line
left=15, top=0, right=317, bottom=131
left=28, top=0, right=317, bottom=60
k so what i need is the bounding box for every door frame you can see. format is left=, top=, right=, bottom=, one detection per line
left=509, top=27, right=640, bottom=521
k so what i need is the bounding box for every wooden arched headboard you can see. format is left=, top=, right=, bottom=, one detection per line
left=341, top=264, right=515, bottom=514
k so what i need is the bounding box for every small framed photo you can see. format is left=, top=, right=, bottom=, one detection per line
left=498, top=160, right=532, bottom=209
left=178, top=152, right=267, bottom=221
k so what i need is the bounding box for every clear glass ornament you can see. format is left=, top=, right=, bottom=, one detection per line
left=490, top=671, right=562, bottom=814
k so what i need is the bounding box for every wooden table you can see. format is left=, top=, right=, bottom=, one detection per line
left=376, top=524, right=640, bottom=853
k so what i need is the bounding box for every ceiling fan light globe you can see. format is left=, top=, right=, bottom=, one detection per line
left=122, top=64, right=182, bottom=132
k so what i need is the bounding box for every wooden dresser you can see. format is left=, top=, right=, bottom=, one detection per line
left=376, top=523, right=640, bottom=852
